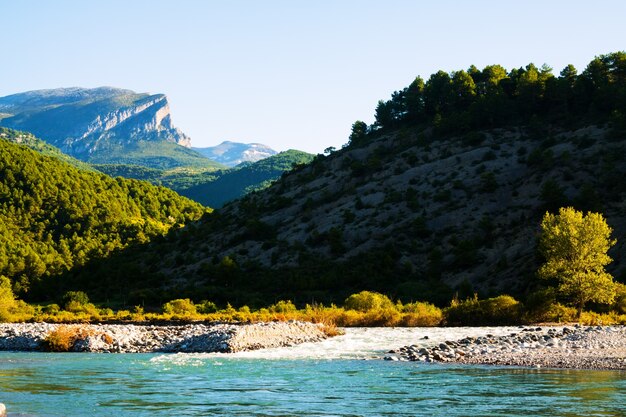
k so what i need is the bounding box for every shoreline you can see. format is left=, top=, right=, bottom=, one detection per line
left=0, top=321, right=328, bottom=353
left=389, top=325, right=626, bottom=371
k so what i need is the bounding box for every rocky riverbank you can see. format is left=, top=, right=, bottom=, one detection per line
left=388, top=325, right=626, bottom=370
left=0, top=321, right=328, bottom=353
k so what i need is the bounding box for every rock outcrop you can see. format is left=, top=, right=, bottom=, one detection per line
left=0, top=87, right=195, bottom=165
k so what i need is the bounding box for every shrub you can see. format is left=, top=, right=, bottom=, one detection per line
left=400, top=302, right=443, bottom=326
left=0, top=276, right=34, bottom=322
left=43, top=325, right=94, bottom=352
left=344, top=291, right=395, bottom=312
left=43, top=304, right=61, bottom=314
left=61, top=291, right=90, bottom=310
left=268, top=300, right=297, bottom=314
left=444, top=294, right=522, bottom=326
left=613, top=283, right=626, bottom=314
left=197, top=300, right=218, bottom=314
left=162, top=298, right=197, bottom=315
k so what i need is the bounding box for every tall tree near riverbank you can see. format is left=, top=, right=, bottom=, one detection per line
left=538, top=207, right=617, bottom=318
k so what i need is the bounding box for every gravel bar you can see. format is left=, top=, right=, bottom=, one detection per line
left=0, top=321, right=328, bottom=353
left=387, top=325, right=626, bottom=370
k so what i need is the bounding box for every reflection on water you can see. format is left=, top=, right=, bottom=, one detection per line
left=0, top=328, right=624, bottom=417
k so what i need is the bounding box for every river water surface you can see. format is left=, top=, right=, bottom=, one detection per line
left=0, top=327, right=624, bottom=416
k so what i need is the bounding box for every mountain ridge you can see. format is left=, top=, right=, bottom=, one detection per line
left=0, top=87, right=217, bottom=170
left=193, top=141, right=277, bottom=167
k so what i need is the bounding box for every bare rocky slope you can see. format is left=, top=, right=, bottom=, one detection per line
left=65, top=123, right=626, bottom=305
left=0, top=87, right=218, bottom=169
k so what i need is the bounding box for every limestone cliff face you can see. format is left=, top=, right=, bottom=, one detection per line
left=0, top=87, right=193, bottom=161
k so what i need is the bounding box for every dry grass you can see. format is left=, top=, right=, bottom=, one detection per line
left=43, top=325, right=95, bottom=352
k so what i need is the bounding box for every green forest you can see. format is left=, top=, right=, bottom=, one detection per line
left=0, top=132, right=207, bottom=299
left=348, top=51, right=626, bottom=146
left=95, top=150, right=314, bottom=208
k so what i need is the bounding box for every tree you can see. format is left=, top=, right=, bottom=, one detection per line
left=374, top=100, right=394, bottom=128
left=0, top=276, right=17, bottom=321
left=348, top=120, right=368, bottom=146
left=405, top=76, right=425, bottom=122
left=538, top=207, right=617, bottom=318
left=424, top=70, right=452, bottom=116
left=451, top=70, right=477, bottom=110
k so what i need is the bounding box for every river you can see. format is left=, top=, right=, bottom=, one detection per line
left=0, top=327, right=624, bottom=416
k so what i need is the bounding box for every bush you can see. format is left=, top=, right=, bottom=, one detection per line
left=43, top=304, right=61, bottom=314
left=43, top=325, right=94, bottom=352
left=61, top=291, right=90, bottom=310
left=444, top=294, right=522, bottom=326
left=0, top=276, right=34, bottom=322
left=344, top=291, right=395, bottom=312
left=400, top=302, right=443, bottom=326
left=162, top=298, right=197, bottom=315
left=197, top=300, right=218, bottom=314
left=613, top=283, right=626, bottom=314
left=268, top=300, right=297, bottom=313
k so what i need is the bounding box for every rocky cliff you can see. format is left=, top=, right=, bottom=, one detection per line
left=0, top=87, right=205, bottom=169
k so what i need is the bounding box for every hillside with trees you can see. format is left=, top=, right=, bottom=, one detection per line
left=0, top=132, right=207, bottom=300
left=23, top=53, right=626, bottom=310
left=179, top=150, right=315, bottom=207
left=94, top=150, right=314, bottom=208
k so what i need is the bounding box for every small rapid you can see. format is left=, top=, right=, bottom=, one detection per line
left=149, top=326, right=522, bottom=363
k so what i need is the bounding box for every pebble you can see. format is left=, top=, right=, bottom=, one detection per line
left=0, top=322, right=328, bottom=353
left=393, top=325, right=626, bottom=370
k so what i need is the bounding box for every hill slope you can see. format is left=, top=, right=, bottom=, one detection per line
left=94, top=150, right=314, bottom=208
left=179, top=150, right=315, bottom=207
left=0, top=87, right=221, bottom=170
left=38, top=52, right=626, bottom=306
left=0, top=127, right=94, bottom=171
left=0, top=132, right=207, bottom=299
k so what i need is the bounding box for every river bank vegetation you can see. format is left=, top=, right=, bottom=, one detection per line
left=2, top=284, right=625, bottom=327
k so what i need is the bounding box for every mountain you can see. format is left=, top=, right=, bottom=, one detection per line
left=0, top=129, right=207, bottom=300
left=179, top=150, right=315, bottom=207
left=94, top=150, right=314, bottom=208
left=24, top=52, right=626, bottom=307
left=193, top=141, right=277, bottom=167
left=0, top=87, right=221, bottom=170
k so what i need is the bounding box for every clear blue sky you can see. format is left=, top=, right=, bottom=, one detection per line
left=2, top=0, right=625, bottom=154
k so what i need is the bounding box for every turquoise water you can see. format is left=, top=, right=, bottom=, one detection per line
left=0, top=328, right=625, bottom=416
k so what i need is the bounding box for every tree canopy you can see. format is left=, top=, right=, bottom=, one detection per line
left=349, top=51, right=626, bottom=145
left=538, top=207, right=617, bottom=317
left=0, top=131, right=207, bottom=298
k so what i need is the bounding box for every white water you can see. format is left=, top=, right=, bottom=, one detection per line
left=150, top=326, right=522, bottom=365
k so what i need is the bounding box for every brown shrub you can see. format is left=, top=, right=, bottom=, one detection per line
left=43, top=325, right=94, bottom=352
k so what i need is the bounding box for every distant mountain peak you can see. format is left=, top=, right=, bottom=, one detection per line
left=193, top=141, right=277, bottom=167
left=0, top=87, right=204, bottom=168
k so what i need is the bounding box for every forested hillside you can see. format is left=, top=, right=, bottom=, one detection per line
left=95, top=150, right=314, bottom=208
left=0, top=127, right=94, bottom=171
left=25, top=53, right=626, bottom=308
left=180, top=150, right=314, bottom=207
left=0, top=134, right=207, bottom=299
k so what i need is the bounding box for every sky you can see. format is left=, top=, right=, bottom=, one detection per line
left=2, top=0, right=625, bottom=154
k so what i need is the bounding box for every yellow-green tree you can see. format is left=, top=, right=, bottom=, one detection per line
left=538, top=207, right=617, bottom=318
